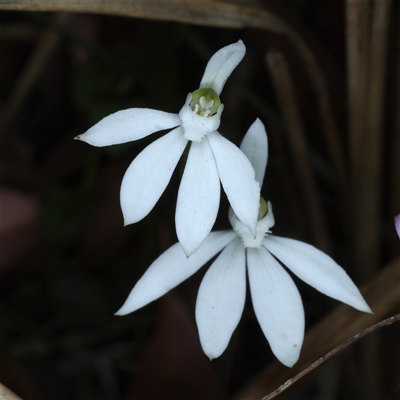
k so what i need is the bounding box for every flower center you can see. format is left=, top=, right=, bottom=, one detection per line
left=229, top=198, right=275, bottom=248
left=190, top=88, right=221, bottom=116
left=179, top=89, right=223, bottom=143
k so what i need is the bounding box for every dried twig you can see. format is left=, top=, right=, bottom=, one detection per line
left=262, top=314, right=400, bottom=400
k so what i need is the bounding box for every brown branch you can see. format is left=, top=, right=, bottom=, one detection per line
left=262, top=314, right=400, bottom=400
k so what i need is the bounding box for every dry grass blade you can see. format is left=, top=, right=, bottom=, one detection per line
left=347, top=0, right=392, bottom=285
left=0, top=0, right=286, bottom=31
left=266, top=50, right=331, bottom=253
left=348, top=3, right=392, bottom=395
left=352, top=0, right=392, bottom=280
left=233, top=256, right=400, bottom=400
left=346, top=0, right=370, bottom=165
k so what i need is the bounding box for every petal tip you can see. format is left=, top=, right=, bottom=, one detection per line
left=183, top=248, right=194, bottom=259
left=115, top=302, right=140, bottom=316
left=278, top=350, right=300, bottom=368
left=180, top=241, right=202, bottom=258
left=362, top=304, right=374, bottom=314
left=122, top=214, right=139, bottom=227
left=114, top=308, right=127, bottom=316
left=74, top=132, right=90, bottom=143
left=248, top=222, right=257, bottom=238
left=203, top=350, right=219, bottom=362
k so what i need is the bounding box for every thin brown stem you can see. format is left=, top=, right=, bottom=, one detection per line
left=262, top=314, right=400, bottom=400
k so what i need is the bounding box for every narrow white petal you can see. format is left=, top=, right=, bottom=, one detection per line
left=115, top=231, right=236, bottom=315
left=120, top=127, right=187, bottom=225
left=240, top=118, right=268, bottom=188
left=247, top=247, right=304, bottom=367
left=196, top=238, right=246, bottom=360
left=208, top=131, right=260, bottom=235
left=199, top=40, right=246, bottom=95
left=265, top=236, right=372, bottom=313
left=75, top=109, right=181, bottom=147
left=176, top=140, right=221, bottom=257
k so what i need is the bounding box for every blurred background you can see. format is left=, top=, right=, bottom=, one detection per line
left=0, top=1, right=399, bottom=399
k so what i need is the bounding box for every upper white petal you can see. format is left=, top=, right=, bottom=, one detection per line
left=176, top=140, right=221, bottom=257
left=207, top=131, right=260, bottom=235
left=196, top=238, right=246, bottom=360
left=240, top=118, right=268, bottom=188
left=120, top=127, right=187, bottom=225
left=247, top=246, right=304, bottom=367
left=115, top=230, right=236, bottom=315
left=199, top=40, right=246, bottom=95
left=75, top=108, right=181, bottom=147
left=264, top=236, right=372, bottom=313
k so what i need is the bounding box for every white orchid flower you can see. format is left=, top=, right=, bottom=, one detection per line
left=115, top=118, right=372, bottom=367
left=75, top=40, right=260, bottom=257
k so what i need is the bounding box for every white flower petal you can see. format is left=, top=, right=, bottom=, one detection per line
left=120, top=127, right=187, bottom=225
left=176, top=140, right=221, bottom=257
left=115, top=231, right=236, bottom=315
left=240, top=118, right=268, bottom=187
left=199, top=40, right=246, bottom=95
left=264, top=236, right=372, bottom=313
left=196, top=238, right=246, bottom=360
left=247, top=246, right=304, bottom=367
left=207, top=131, right=260, bottom=235
left=75, top=109, right=181, bottom=147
